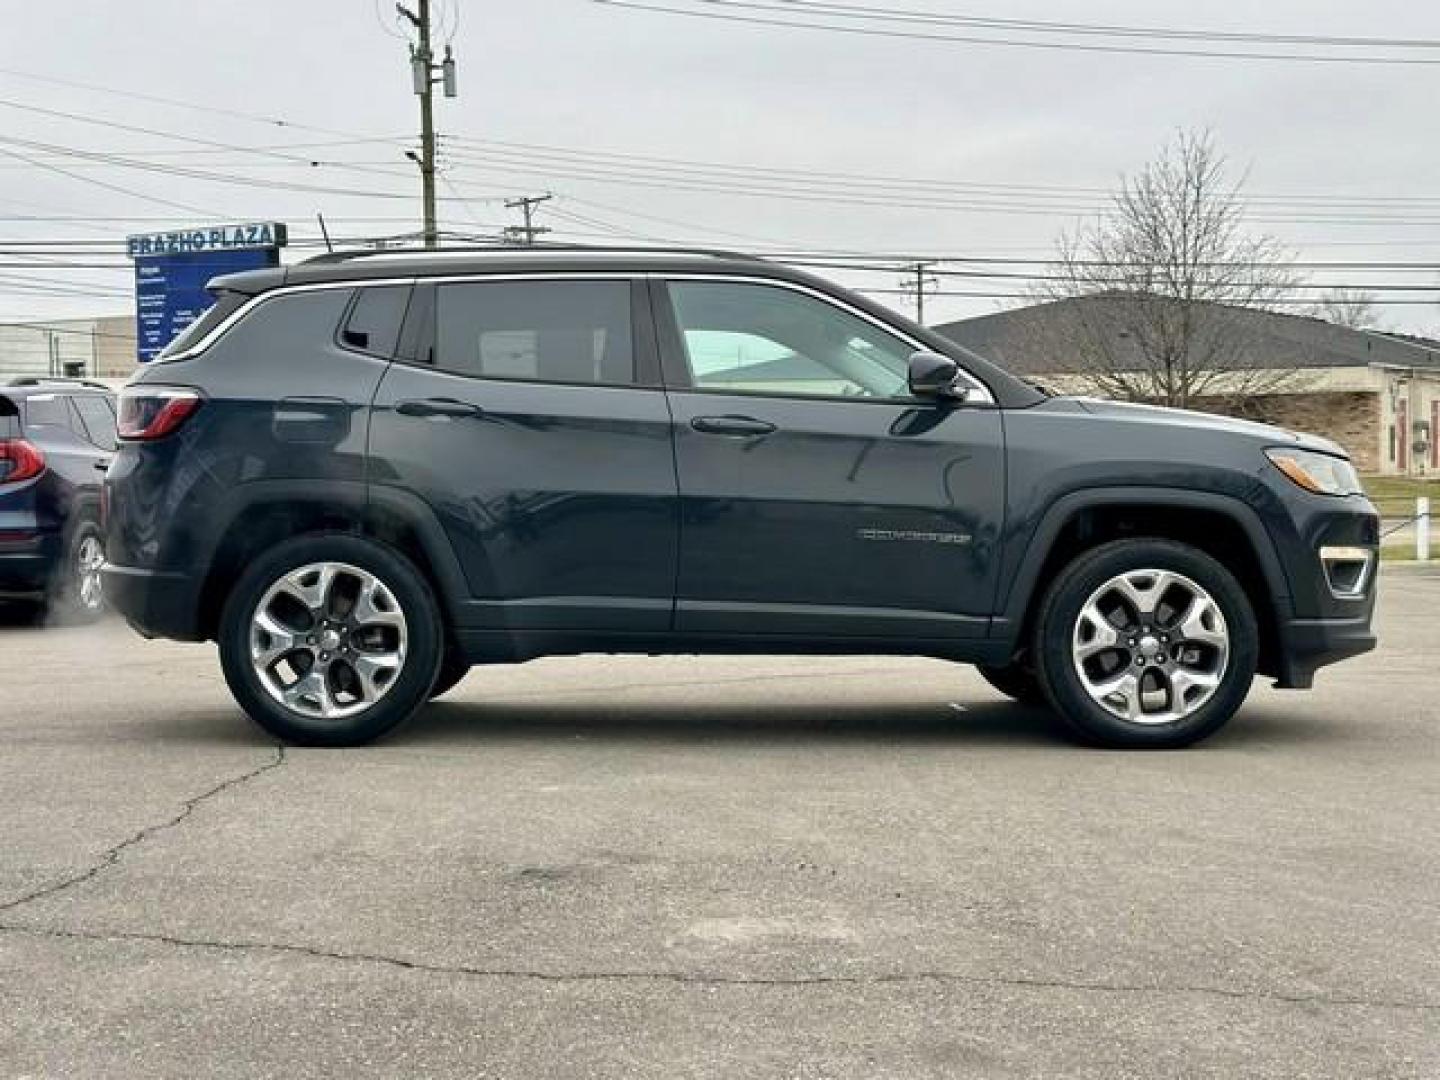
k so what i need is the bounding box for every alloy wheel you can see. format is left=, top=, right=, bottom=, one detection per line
left=1071, top=568, right=1230, bottom=725
left=75, top=534, right=105, bottom=612
left=249, top=561, right=409, bottom=720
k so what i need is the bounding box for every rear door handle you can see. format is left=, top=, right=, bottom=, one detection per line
left=396, top=398, right=485, bottom=419
left=690, top=415, right=776, bottom=437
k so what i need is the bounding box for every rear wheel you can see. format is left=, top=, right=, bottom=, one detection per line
left=218, top=534, right=444, bottom=746
left=1032, top=539, right=1258, bottom=749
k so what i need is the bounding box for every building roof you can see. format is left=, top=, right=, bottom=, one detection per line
left=934, top=295, right=1440, bottom=377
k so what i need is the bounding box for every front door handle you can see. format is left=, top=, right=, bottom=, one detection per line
left=396, top=398, right=485, bottom=419
left=690, top=415, right=776, bottom=437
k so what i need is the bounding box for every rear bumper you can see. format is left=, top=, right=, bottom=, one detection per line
left=1273, top=613, right=1377, bottom=689
left=0, top=552, right=53, bottom=597
left=101, top=563, right=205, bottom=641
left=0, top=527, right=60, bottom=597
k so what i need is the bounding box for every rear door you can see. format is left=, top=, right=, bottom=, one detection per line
left=368, top=275, right=678, bottom=632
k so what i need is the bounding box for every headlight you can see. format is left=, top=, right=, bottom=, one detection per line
left=1265, top=447, right=1363, bottom=497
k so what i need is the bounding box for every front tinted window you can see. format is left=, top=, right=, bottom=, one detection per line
left=667, top=281, right=913, bottom=399
left=341, top=285, right=410, bottom=356
left=72, top=395, right=118, bottom=451
left=434, top=281, right=634, bottom=385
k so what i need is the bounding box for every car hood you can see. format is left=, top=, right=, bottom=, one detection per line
left=1061, top=397, right=1349, bottom=458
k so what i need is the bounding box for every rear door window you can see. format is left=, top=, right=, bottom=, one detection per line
left=434, top=280, right=635, bottom=386
left=340, top=285, right=411, bottom=357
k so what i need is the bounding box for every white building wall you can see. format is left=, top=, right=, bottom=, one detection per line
left=0, top=319, right=104, bottom=381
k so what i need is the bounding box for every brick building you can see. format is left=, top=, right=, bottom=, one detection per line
left=936, top=298, right=1440, bottom=475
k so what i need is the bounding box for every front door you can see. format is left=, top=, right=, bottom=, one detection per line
left=369, top=276, right=677, bottom=632
left=655, top=277, right=1005, bottom=640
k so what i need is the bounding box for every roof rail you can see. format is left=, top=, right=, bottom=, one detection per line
left=5, top=376, right=112, bottom=391
left=299, top=242, right=764, bottom=266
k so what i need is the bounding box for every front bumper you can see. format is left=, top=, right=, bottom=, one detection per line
left=1273, top=612, right=1377, bottom=689
left=101, top=563, right=205, bottom=641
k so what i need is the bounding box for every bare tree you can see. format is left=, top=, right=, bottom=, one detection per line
left=1031, top=131, right=1308, bottom=409
left=1311, top=287, right=1384, bottom=331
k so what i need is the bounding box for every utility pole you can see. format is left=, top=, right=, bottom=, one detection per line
left=396, top=0, right=456, bottom=248
left=900, top=261, right=939, bottom=324
left=504, top=194, right=553, bottom=246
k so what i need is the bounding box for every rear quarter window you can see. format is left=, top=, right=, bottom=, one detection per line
left=158, top=289, right=249, bottom=359
left=339, top=285, right=411, bottom=357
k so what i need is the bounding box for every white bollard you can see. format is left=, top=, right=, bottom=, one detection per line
left=1418, top=497, right=1431, bottom=562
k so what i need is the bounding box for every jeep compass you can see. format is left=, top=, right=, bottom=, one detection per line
left=103, top=248, right=1379, bottom=748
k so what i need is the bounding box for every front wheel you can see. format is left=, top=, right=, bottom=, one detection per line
left=218, top=534, right=444, bottom=746
left=1032, top=539, right=1258, bottom=749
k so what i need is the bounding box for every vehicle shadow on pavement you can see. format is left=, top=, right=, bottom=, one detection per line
left=400, top=699, right=1067, bottom=748
left=130, top=698, right=1357, bottom=752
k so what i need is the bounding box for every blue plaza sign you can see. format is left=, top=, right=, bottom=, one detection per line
left=127, top=222, right=287, bottom=362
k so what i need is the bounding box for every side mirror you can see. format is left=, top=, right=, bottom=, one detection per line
left=907, top=351, right=969, bottom=400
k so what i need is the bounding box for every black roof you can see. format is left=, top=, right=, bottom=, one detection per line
left=210, top=245, right=777, bottom=295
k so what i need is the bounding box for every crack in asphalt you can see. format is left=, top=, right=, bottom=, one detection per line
left=0, top=738, right=1433, bottom=1014
left=0, top=745, right=286, bottom=916
left=0, top=921, right=1434, bottom=1013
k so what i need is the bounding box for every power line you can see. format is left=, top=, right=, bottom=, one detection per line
left=0, top=100, right=414, bottom=180
left=0, top=67, right=353, bottom=136
left=0, top=144, right=220, bottom=218
left=439, top=134, right=1440, bottom=208
left=697, top=1, right=1440, bottom=51
left=592, top=1, right=1440, bottom=65
left=0, top=134, right=510, bottom=204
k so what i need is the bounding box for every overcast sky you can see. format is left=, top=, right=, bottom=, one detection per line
left=2, top=0, right=1437, bottom=333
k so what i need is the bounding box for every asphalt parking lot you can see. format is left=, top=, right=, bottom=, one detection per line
left=1, top=567, right=1436, bottom=1079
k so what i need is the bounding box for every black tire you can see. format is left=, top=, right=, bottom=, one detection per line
left=429, top=654, right=470, bottom=700
left=1032, top=538, right=1258, bottom=749
left=49, top=518, right=107, bottom=624
left=976, top=662, right=1046, bottom=705
left=218, top=533, right=444, bottom=746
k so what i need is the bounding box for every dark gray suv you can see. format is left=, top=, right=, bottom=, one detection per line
left=103, top=247, right=1379, bottom=748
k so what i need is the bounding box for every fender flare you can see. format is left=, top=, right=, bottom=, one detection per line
left=994, top=486, right=1293, bottom=641
left=196, top=479, right=473, bottom=624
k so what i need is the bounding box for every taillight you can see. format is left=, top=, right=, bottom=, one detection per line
left=118, top=387, right=203, bottom=441
left=0, top=438, right=46, bottom=483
